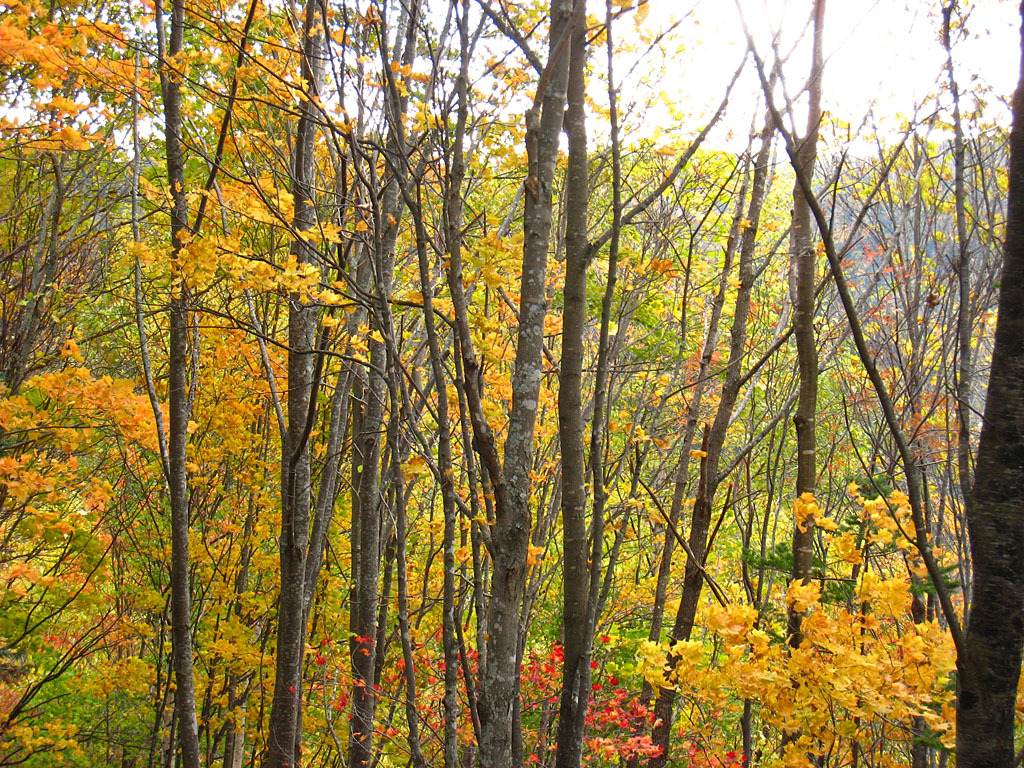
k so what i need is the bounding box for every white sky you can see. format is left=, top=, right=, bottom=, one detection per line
left=615, top=0, right=1021, bottom=147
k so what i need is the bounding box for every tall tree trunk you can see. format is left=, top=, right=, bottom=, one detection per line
left=402, top=130, right=463, bottom=768
left=156, top=0, right=201, bottom=764
left=553, top=2, right=591, bottom=766
left=264, top=1, right=323, bottom=765
left=957, top=4, right=1024, bottom=765
left=391, top=427, right=427, bottom=768
left=585, top=0, right=624, bottom=702
left=629, top=111, right=756, bottom=758
left=647, top=124, right=772, bottom=767
left=787, top=0, right=825, bottom=649
left=942, top=1, right=975, bottom=507
left=476, top=3, right=574, bottom=767
left=350, top=342, right=386, bottom=768
left=434, top=6, right=472, bottom=764
left=349, top=7, right=418, bottom=764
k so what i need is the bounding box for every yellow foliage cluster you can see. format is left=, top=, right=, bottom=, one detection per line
left=633, top=490, right=958, bottom=767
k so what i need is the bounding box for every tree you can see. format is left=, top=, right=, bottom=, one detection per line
left=957, top=2, right=1024, bottom=764
left=262, top=1, right=324, bottom=765
left=787, top=0, right=825, bottom=650
left=553, top=0, right=592, bottom=766
left=155, top=0, right=201, bottom=763
left=447, top=3, right=576, bottom=766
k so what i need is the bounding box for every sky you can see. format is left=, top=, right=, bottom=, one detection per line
left=616, top=0, right=1021, bottom=148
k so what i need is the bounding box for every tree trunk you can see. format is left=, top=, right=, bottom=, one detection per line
left=787, top=0, right=825, bottom=650
left=157, top=0, right=201, bottom=764
left=476, top=3, right=574, bottom=767
left=348, top=7, right=419, bottom=765
left=264, top=2, right=323, bottom=765
left=647, top=125, right=771, bottom=766
left=957, top=4, right=1024, bottom=765
left=943, top=0, right=975, bottom=507
left=553, top=2, right=591, bottom=766
left=436, top=5, right=472, bottom=764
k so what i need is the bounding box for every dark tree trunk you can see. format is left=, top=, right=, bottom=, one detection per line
left=263, top=2, right=323, bottom=765
left=476, top=3, right=574, bottom=767
left=647, top=125, right=772, bottom=766
left=348, top=7, right=418, bottom=766
left=349, top=341, right=386, bottom=768
left=157, top=0, right=201, bottom=764
left=553, top=2, right=591, bottom=766
left=436, top=6, right=472, bottom=764
left=433, top=11, right=473, bottom=767
left=402, top=114, right=463, bottom=768
left=957, top=4, right=1024, bottom=765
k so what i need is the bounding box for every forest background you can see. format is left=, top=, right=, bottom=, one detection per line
left=2, top=0, right=1023, bottom=767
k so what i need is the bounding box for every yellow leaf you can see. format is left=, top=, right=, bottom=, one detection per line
left=707, top=603, right=757, bottom=646
left=61, top=339, right=84, bottom=363
left=400, top=454, right=428, bottom=480
left=830, top=532, right=863, bottom=565
left=59, top=125, right=92, bottom=150
left=526, top=543, right=545, bottom=567
left=793, top=493, right=817, bottom=532
left=786, top=580, right=820, bottom=613
left=635, top=640, right=673, bottom=691
left=860, top=573, right=909, bottom=615
left=816, top=515, right=839, bottom=532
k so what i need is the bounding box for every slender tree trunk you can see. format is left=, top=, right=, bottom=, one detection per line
left=476, top=4, right=574, bottom=767
left=569, top=0, right=622, bottom=759
left=631, top=165, right=744, bottom=760
left=435, top=5, right=472, bottom=764
left=401, top=138, right=463, bottom=768
left=347, top=3, right=422, bottom=760
left=440, top=3, right=506, bottom=754
left=553, top=3, right=591, bottom=766
left=392, top=443, right=427, bottom=768
left=633, top=134, right=758, bottom=748
left=349, top=5, right=418, bottom=758
left=349, top=340, right=386, bottom=768
left=957, top=5, right=1024, bottom=764
left=787, top=0, right=825, bottom=650
left=943, top=1, right=975, bottom=505
left=648, top=128, right=770, bottom=766
left=264, top=2, right=323, bottom=765
left=156, top=0, right=201, bottom=764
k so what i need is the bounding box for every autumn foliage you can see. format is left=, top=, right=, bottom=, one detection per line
left=0, top=0, right=1017, bottom=767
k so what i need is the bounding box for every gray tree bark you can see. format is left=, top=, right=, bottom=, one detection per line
left=264, top=1, right=324, bottom=765
left=553, top=2, right=591, bottom=766
left=156, top=0, right=201, bottom=764
left=474, top=4, right=575, bottom=767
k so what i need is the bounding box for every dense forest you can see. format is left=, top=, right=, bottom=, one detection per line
left=2, top=0, right=1024, bottom=766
